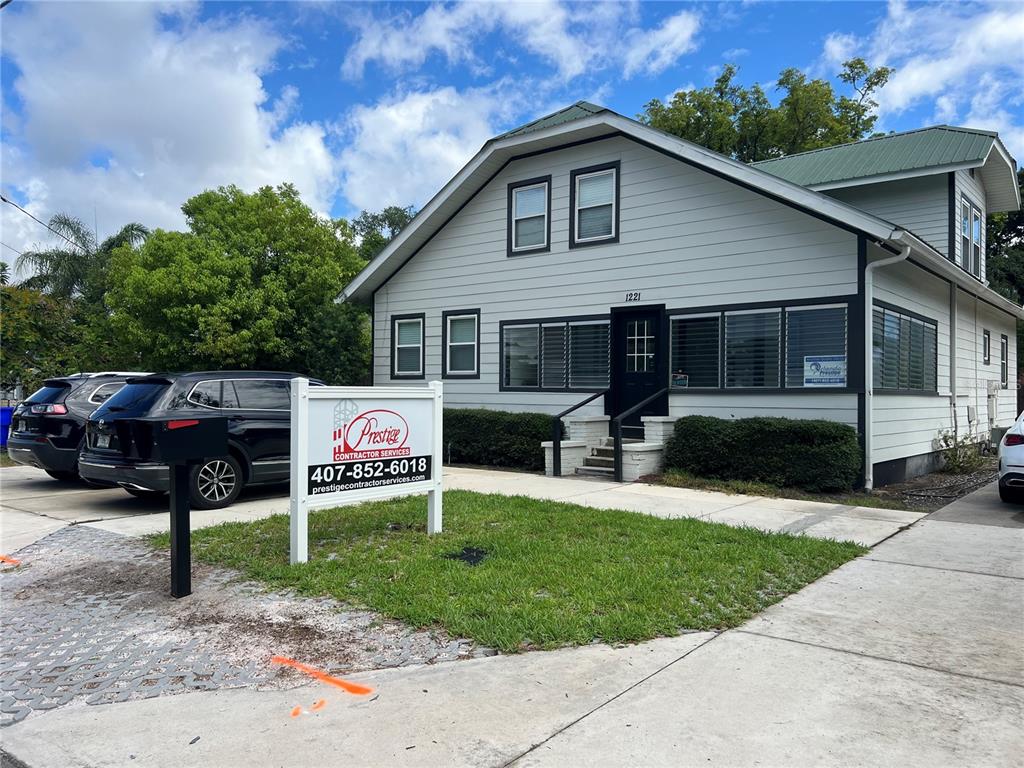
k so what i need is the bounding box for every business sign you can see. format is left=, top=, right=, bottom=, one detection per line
left=289, top=379, right=443, bottom=564
left=803, top=355, right=847, bottom=387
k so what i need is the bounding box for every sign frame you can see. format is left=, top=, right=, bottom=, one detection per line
left=289, top=378, right=443, bottom=564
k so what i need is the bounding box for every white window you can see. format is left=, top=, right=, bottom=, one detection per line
left=573, top=167, right=616, bottom=243
left=445, top=312, right=478, bottom=376
left=393, top=317, right=423, bottom=377
left=971, top=206, right=983, bottom=277
left=511, top=181, right=548, bottom=252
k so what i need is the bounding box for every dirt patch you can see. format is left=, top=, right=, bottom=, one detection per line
left=869, top=459, right=999, bottom=512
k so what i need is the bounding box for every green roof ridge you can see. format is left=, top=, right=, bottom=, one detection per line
left=497, top=101, right=608, bottom=139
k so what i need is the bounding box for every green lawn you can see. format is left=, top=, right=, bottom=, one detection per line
left=156, top=490, right=865, bottom=652
left=0, top=453, right=18, bottom=468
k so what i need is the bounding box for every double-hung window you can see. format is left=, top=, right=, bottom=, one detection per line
left=724, top=309, right=781, bottom=388
left=1001, top=335, right=1009, bottom=388
left=570, top=162, right=618, bottom=246
left=961, top=196, right=983, bottom=277
left=872, top=305, right=938, bottom=392
left=508, top=176, right=550, bottom=255
left=500, top=318, right=610, bottom=391
left=392, top=314, right=424, bottom=378
left=983, top=330, right=991, bottom=365
left=443, top=310, right=479, bottom=378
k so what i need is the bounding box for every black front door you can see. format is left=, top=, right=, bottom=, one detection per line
left=609, top=305, right=669, bottom=433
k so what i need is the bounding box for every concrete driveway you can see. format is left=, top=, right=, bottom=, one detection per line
left=1, top=474, right=1020, bottom=767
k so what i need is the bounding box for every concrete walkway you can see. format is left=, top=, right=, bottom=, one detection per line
left=1, top=465, right=924, bottom=551
left=2, top=482, right=1021, bottom=767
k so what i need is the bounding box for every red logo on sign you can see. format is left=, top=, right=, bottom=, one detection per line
left=332, top=410, right=411, bottom=461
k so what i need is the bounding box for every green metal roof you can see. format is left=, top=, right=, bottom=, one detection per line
left=752, top=126, right=996, bottom=187
left=496, top=101, right=608, bottom=139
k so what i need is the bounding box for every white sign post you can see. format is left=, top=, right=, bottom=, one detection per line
left=289, top=378, right=443, bottom=564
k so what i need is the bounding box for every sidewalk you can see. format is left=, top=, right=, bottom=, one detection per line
left=3, top=482, right=1020, bottom=767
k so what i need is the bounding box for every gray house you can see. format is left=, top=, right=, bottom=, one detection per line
left=341, top=102, right=1022, bottom=487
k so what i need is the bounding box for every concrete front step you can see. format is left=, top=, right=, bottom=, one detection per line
left=576, top=465, right=615, bottom=477
left=584, top=456, right=615, bottom=468
left=598, top=437, right=643, bottom=447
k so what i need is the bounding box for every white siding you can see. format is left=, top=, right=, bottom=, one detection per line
left=827, top=175, right=949, bottom=258
left=957, top=291, right=1018, bottom=437
left=669, top=393, right=857, bottom=427
left=953, top=168, right=987, bottom=281
left=375, top=135, right=858, bottom=418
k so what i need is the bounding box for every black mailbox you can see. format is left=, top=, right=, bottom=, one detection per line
left=129, top=415, right=230, bottom=599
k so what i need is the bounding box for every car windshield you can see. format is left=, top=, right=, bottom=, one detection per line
left=93, top=382, right=168, bottom=417
left=26, top=384, right=72, bottom=404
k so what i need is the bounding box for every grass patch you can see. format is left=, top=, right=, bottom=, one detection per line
left=0, top=453, right=18, bottom=468
left=657, top=470, right=911, bottom=511
left=153, top=490, right=865, bottom=652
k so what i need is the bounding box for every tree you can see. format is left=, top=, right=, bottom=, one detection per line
left=351, top=205, right=416, bottom=262
left=106, top=184, right=369, bottom=382
left=15, top=214, right=148, bottom=301
left=986, top=168, right=1024, bottom=366
left=641, top=58, right=894, bottom=162
left=0, top=261, right=9, bottom=286
left=0, top=285, right=80, bottom=393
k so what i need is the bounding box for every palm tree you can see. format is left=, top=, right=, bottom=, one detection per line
left=15, top=214, right=148, bottom=300
left=0, top=261, right=10, bottom=286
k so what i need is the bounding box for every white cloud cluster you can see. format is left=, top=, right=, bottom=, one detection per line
left=0, top=2, right=339, bottom=260
left=342, top=1, right=700, bottom=82
left=821, top=0, right=1024, bottom=157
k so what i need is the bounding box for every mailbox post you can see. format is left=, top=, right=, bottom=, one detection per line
left=139, top=416, right=228, bottom=598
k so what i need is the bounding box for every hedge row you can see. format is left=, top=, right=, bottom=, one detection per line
left=444, top=408, right=559, bottom=472
left=663, top=415, right=861, bottom=492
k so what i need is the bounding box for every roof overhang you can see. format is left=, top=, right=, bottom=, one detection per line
left=340, top=113, right=1022, bottom=318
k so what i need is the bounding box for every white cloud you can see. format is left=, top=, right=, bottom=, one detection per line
left=342, top=1, right=700, bottom=83
left=338, top=84, right=525, bottom=213
left=818, top=1, right=1024, bottom=157
left=722, top=47, right=750, bottom=60
left=0, top=2, right=340, bottom=259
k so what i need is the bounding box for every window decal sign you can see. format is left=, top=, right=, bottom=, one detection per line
left=290, top=379, right=443, bottom=563
left=803, top=355, right=847, bottom=387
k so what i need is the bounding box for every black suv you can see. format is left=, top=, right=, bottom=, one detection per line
left=7, top=373, right=148, bottom=481
left=79, top=371, right=318, bottom=509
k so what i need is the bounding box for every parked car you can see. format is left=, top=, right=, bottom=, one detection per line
left=79, top=371, right=320, bottom=509
left=998, top=411, right=1024, bottom=503
left=6, top=372, right=149, bottom=481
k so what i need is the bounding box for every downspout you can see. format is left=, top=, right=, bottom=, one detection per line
left=864, top=243, right=912, bottom=491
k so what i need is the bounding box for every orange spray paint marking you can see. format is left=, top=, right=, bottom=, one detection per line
left=311, top=699, right=327, bottom=711
left=270, top=656, right=374, bottom=695
left=290, top=706, right=302, bottom=718
left=0, top=555, right=21, bottom=566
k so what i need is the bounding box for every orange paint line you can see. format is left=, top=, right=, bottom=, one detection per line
left=311, top=699, right=327, bottom=711
left=270, top=656, right=374, bottom=696
left=290, top=706, right=302, bottom=718
left=0, top=555, right=21, bottom=566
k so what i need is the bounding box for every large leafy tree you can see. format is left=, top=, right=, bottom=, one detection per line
left=986, top=168, right=1024, bottom=365
left=641, top=58, right=894, bottom=162
left=106, top=184, right=369, bottom=382
left=0, top=285, right=80, bottom=393
left=351, top=205, right=416, bottom=262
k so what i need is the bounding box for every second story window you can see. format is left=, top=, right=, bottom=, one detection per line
left=961, top=196, right=983, bottom=278
left=571, top=162, right=619, bottom=247
left=508, top=176, right=550, bottom=256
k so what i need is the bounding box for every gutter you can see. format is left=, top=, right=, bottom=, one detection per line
left=863, top=240, right=911, bottom=491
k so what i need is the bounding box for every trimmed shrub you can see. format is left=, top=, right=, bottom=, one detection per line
left=443, top=408, right=559, bottom=472
left=663, top=415, right=861, bottom=492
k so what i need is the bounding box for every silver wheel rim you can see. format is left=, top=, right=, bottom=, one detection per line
left=197, top=460, right=236, bottom=502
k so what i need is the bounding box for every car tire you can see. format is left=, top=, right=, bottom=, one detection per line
left=124, top=488, right=168, bottom=501
left=189, top=455, right=243, bottom=510
left=45, top=469, right=79, bottom=482
left=998, top=482, right=1022, bottom=504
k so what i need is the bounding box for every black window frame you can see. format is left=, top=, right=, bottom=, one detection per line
left=498, top=314, right=611, bottom=393
left=441, top=308, right=480, bottom=380
left=569, top=161, right=620, bottom=249
left=669, top=313, right=721, bottom=389
left=871, top=302, right=939, bottom=394
left=1001, top=334, right=1009, bottom=389
left=507, top=175, right=552, bottom=258
left=391, top=313, right=425, bottom=380
left=983, top=329, right=991, bottom=366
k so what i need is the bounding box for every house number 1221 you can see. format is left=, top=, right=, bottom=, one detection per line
left=625, top=291, right=641, bottom=302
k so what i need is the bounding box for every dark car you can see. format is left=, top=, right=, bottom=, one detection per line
left=78, top=371, right=320, bottom=509
left=6, top=372, right=148, bottom=481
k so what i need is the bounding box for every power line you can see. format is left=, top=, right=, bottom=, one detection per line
left=0, top=241, right=23, bottom=256
left=0, top=194, right=85, bottom=252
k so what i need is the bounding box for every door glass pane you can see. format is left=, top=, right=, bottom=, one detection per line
left=785, top=306, right=847, bottom=388
left=578, top=205, right=613, bottom=239
left=626, top=319, right=654, bottom=373
left=449, top=316, right=476, bottom=344
left=671, top=316, right=719, bottom=388
left=235, top=379, right=290, bottom=410
left=503, top=326, right=539, bottom=387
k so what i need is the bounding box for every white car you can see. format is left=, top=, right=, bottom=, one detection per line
left=998, top=411, right=1024, bottom=503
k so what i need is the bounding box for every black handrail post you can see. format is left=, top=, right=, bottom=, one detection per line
left=552, top=416, right=562, bottom=476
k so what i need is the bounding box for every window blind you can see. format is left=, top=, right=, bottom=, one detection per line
left=725, top=310, right=781, bottom=388
left=670, top=315, right=719, bottom=388
left=785, top=306, right=847, bottom=387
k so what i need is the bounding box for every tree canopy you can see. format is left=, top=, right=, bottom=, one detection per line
left=640, top=58, right=894, bottom=162
left=350, top=205, right=416, bottom=262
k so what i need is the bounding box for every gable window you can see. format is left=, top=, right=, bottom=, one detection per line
left=725, top=309, right=781, bottom=388
left=983, top=330, right=991, bottom=365
left=443, top=310, right=479, bottom=378
left=1001, top=335, right=1009, bottom=388
left=392, top=314, right=424, bottom=378
left=508, top=176, right=550, bottom=256
left=499, top=318, right=610, bottom=391
left=669, top=314, right=719, bottom=388
left=872, top=305, right=938, bottom=392
left=961, top=196, right=983, bottom=277
left=570, top=162, right=619, bottom=247
left=785, top=305, right=848, bottom=388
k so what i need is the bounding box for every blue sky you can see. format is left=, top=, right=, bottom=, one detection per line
left=1, top=1, right=1022, bottom=259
